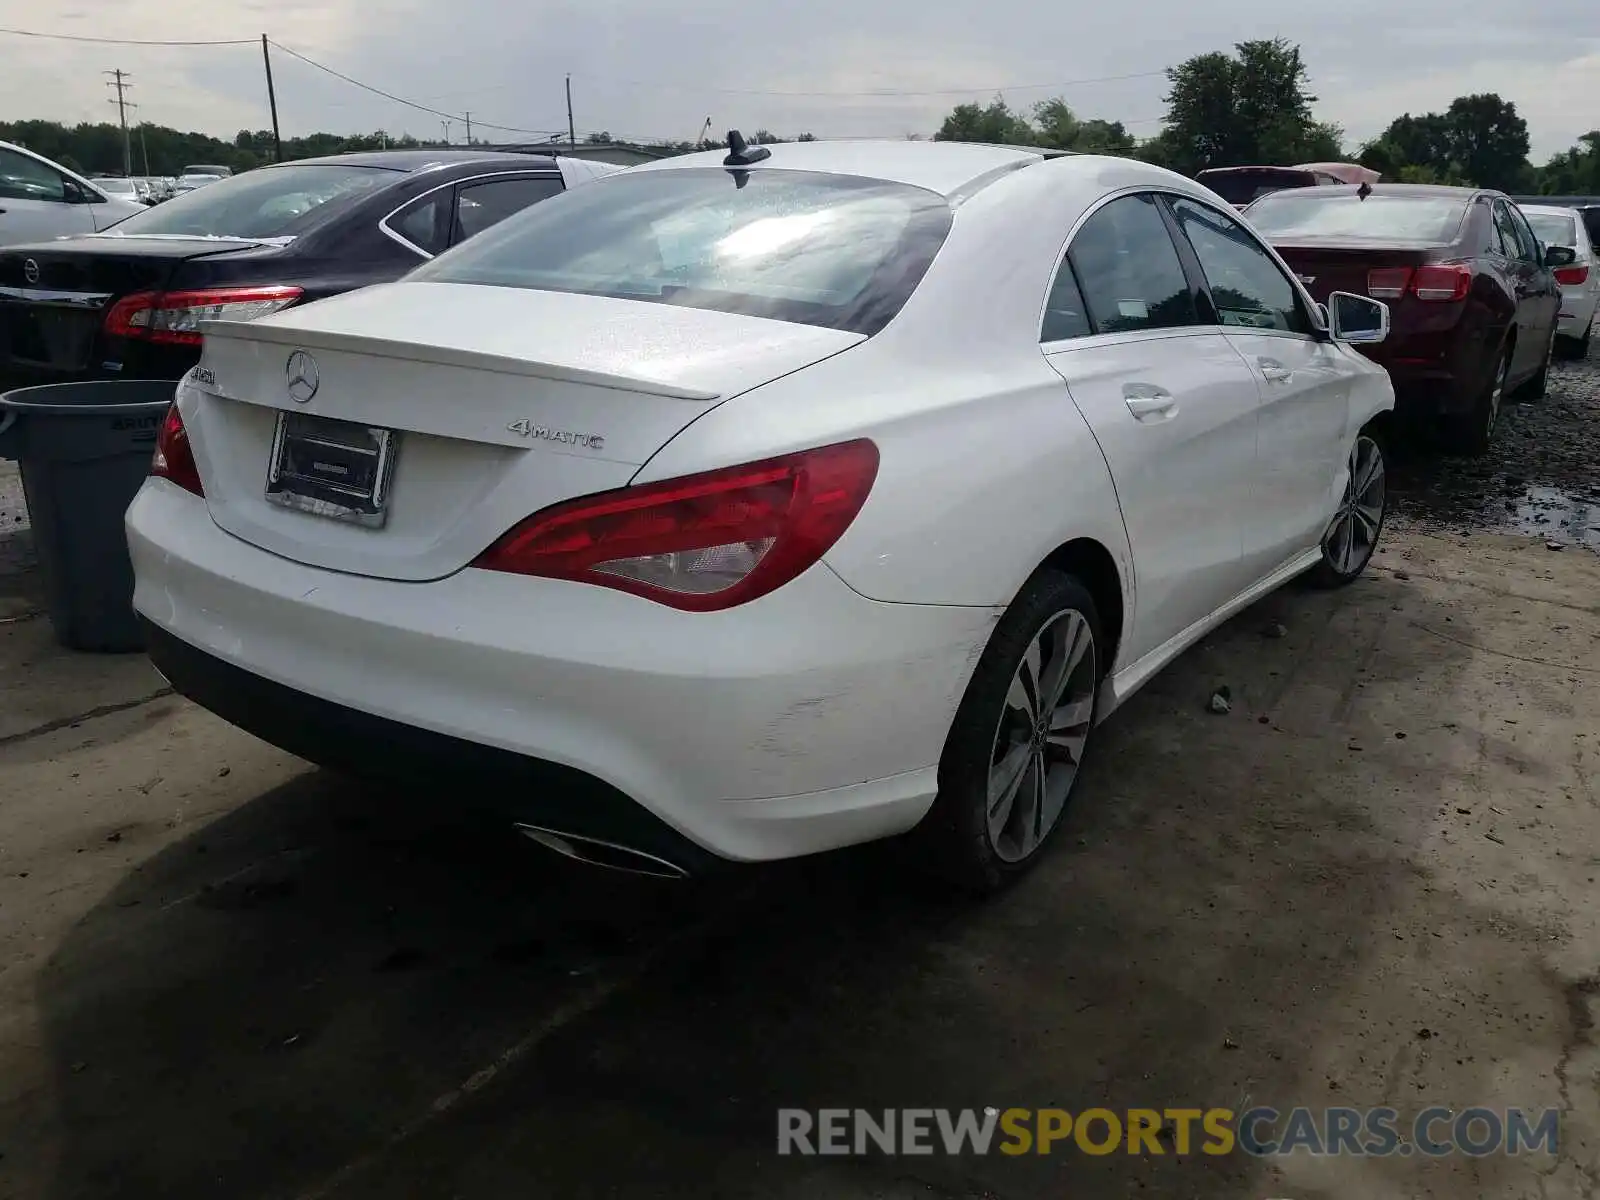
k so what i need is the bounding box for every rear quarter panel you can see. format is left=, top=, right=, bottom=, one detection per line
left=637, top=158, right=1157, bottom=618
left=637, top=340, right=1131, bottom=613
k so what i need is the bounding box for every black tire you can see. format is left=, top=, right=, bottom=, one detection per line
left=1309, top=430, right=1387, bottom=588
left=914, top=570, right=1103, bottom=894
left=1442, top=344, right=1509, bottom=457
left=1513, top=326, right=1556, bottom=399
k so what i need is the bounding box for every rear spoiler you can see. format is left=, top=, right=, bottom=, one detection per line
left=200, top=318, right=722, bottom=402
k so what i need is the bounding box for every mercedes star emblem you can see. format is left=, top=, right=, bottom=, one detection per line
left=285, top=350, right=319, bottom=403
left=22, top=259, right=40, bottom=285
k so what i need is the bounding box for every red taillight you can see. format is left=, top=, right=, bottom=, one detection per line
left=1367, top=264, right=1471, bottom=303
left=1367, top=268, right=1411, bottom=299
left=1555, top=264, right=1590, bottom=286
left=151, top=403, right=204, bottom=496
left=1409, top=264, right=1472, bottom=302
left=104, top=285, right=303, bottom=345
left=472, top=439, right=880, bottom=611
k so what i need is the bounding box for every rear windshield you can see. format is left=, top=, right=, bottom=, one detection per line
left=1198, top=170, right=1315, bottom=206
left=1246, top=191, right=1469, bottom=243
left=411, top=168, right=954, bottom=336
left=103, top=163, right=393, bottom=240
left=1524, top=212, right=1578, bottom=247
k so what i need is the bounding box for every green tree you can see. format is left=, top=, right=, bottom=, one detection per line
left=1442, top=93, right=1529, bottom=191
left=934, top=96, right=1036, bottom=145
left=1367, top=96, right=1529, bottom=189
left=1533, top=132, right=1600, bottom=194
left=1158, top=38, right=1342, bottom=175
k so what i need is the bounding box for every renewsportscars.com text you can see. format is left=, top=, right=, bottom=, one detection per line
left=777, top=1106, right=1559, bottom=1158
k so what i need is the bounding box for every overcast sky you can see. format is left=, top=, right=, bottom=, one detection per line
left=2, top=0, right=1596, bottom=160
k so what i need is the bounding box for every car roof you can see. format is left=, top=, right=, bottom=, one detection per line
left=263, top=149, right=563, bottom=173
left=627, top=139, right=1058, bottom=199
left=1519, top=203, right=1583, bottom=215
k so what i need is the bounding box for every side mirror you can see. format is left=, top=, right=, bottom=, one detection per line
left=1327, top=291, right=1389, bottom=345
left=1544, top=244, right=1577, bottom=269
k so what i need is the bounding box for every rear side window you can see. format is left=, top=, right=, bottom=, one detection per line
left=412, top=168, right=953, bottom=336
left=0, top=148, right=66, bottom=202
left=1492, top=201, right=1534, bottom=261
left=1505, top=205, right=1541, bottom=262
left=388, top=192, right=449, bottom=256
left=452, top=176, right=564, bottom=243
left=1168, top=197, right=1309, bottom=334
left=1582, top=209, right=1600, bottom=250
left=1066, top=194, right=1196, bottom=335
left=1524, top=212, right=1577, bottom=247
left=1247, top=192, right=1469, bottom=243
left=105, top=163, right=393, bottom=240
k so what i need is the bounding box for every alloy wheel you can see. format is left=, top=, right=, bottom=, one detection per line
left=986, top=608, right=1097, bottom=863
left=1323, top=435, right=1385, bottom=577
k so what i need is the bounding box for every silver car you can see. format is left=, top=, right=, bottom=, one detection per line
left=1521, top=203, right=1598, bottom=358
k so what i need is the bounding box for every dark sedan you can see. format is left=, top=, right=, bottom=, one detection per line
left=1245, top=184, right=1568, bottom=455
left=0, top=150, right=615, bottom=389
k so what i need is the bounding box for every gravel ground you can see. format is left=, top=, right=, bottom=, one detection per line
left=1388, top=341, right=1600, bottom=550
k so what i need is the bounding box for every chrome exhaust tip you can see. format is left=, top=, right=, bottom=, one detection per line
left=515, top=823, right=690, bottom=880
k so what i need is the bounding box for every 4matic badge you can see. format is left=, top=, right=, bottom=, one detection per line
left=506, top=420, right=604, bottom=451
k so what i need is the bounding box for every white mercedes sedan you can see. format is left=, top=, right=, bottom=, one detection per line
left=128, top=137, right=1394, bottom=892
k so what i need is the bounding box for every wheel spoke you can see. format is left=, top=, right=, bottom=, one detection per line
left=1034, top=618, right=1074, bottom=717
left=1353, top=501, right=1382, bottom=539
left=1050, top=695, right=1094, bottom=732
left=1044, top=729, right=1088, bottom=767
left=1005, top=672, right=1035, bottom=724
left=1020, top=753, right=1046, bottom=852
left=988, top=741, right=1031, bottom=825
left=1333, top=513, right=1356, bottom=573
left=1355, top=446, right=1382, bottom=496
left=1017, top=638, right=1042, bottom=718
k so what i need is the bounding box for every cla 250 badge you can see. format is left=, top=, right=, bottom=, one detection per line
left=506, top=420, right=604, bottom=451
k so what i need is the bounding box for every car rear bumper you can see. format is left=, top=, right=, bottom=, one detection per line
left=1558, top=288, right=1597, bottom=339
left=1361, top=329, right=1493, bottom=417
left=128, top=480, right=997, bottom=864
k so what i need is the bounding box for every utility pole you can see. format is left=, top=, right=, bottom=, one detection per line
left=439, top=120, right=451, bottom=145
left=261, top=36, right=282, bottom=162
left=566, top=74, right=575, bottom=147
left=138, top=122, right=151, bottom=176
left=464, top=112, right=471, bottom=145
left=104, top=69, right=133, bottom=175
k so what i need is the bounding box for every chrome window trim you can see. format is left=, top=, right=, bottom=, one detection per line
left=377, top=169, right=564, bottom=260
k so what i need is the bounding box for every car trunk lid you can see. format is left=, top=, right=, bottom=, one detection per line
left=0, top=236, right=262, bottom=374
left=1269, top=241, right=1442, bottom=304
left=185, top=280, right=864, bottom=581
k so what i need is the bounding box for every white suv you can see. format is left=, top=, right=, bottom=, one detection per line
left=0, top=140, right=146, bottom=246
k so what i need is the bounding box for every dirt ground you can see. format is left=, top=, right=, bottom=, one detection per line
left=2, top=357, right=1599, bottom=1199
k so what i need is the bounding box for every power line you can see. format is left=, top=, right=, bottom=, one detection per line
left=0, top=25, right=252, bottom=46
left=267, top=40, right=564, bottom=137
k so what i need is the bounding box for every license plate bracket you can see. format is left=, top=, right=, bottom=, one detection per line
left=265, top=411, right=398, bottom=527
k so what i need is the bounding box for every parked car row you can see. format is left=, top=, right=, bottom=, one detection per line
left=1, top=132, right=1574, bottom=891
left=1235, top=180, right=1586, bottom=454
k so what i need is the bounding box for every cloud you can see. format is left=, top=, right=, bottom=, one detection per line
left=1, top=0, right=1596, bottom=160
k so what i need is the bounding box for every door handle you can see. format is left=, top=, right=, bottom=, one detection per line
left=1257, top=356, right=1293, bottom=382
left=1122, top=382, right=1176, bottom=419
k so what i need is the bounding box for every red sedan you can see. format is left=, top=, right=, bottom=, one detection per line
left=1245, top=184, right=1567, bottom=455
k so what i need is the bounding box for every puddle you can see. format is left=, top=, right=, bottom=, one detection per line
left=1389, top=469, right=1600, bottom=551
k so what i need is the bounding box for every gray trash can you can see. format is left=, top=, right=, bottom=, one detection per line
left=0, top=380, right=176, bottom=652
